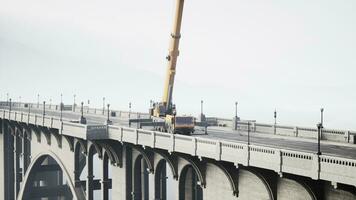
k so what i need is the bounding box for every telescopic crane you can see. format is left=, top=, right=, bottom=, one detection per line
left=150, top=0, right=195, bottom=135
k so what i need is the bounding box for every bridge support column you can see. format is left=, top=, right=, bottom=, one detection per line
left=86, top=150, right=94, bottom=200
left=5, top=123, right=15, bottom=200
left=171, top=178, right=179, bottom=200
left=0, top=119, right=6, bottom=200
left=101, top=153, right=109, bottom=200
left=126, top=146, right=133, bottom=200
left=13, top=133, right=22, bottom=199
left=22, top=129, right=31, bottom=179
left=112, top=144, right=129, bottom=199
left=149, top=172, right=156, bottom=200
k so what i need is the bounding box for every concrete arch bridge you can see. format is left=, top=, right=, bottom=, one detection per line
left=1, top=103, right=356, bottom=200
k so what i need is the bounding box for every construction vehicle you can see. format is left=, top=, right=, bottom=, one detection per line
left=149, top=0, right=195, bottom=135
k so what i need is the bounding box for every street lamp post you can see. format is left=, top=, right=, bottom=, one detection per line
left=43, top=101, right=46, bottom=116
left=200, top=100, right=207, bottom=134
left=6, top=93, right=9, bottom=103
left=234, top=101, right=238, bottom=130
left=79, top=102, right=87, bottom=124
left=247, top=121, right=250, bottom=145
left=274, top=109, right=277, bottom=134
left=60, top=93, right=63, bottom=120
left=60, top=102, right=63, bottom=121
left=87, top=100, right=90, bottom=113
left=136, top=112, right=140, bottom=129
left=317, top=108, right=324, bottom=155
left=9, top=98, right=12, bottom=111
left=129, top=102, right=132, bottom=119
left=235, top=102, right=238, bottom=118
left=81, top=102, right=84, bottom=118
left=49, top=98, right=52, bottom=109
left=73, top=94, right=76, bottom=112
left=106, top=104, right=112, bottom=125
left=107, top=104, right=110, bottom=121
left=102, top=97, right=106, bottom=115
left=200, top=100, right=204, bottom=116
left=37, top=94, right=40, bottom=108
left=317, top=123, right=322, bottom=155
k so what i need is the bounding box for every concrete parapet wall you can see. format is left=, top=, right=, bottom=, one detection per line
left=3, top=102, right=355, bottom=145
left=106, top=124, right=356, bottom=188
left=236, top=121, right=356, bottom=144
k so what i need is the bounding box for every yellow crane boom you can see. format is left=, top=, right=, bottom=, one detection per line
left=150, top=0, right=195, bottom=135
left=162, top=0, right=185, bottom=113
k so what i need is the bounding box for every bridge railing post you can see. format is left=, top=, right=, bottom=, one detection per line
left=274, top=149, right=282, bottom=176
left=252, top=122, right=256, bottom=132
left=151, top=131, right=156, bottom=148
left=215, top=141, right=221, bottom=161
left=135, top=130, right=138, bottom=145
left=294, top=126, right=299, bottom=137
left=312, top=154, right=320, bottom=180
left=192, top=137, right=197, bottom=156
left=344, top=131, right=350, bottom=143
left=170, top=134, right=175, bottom=153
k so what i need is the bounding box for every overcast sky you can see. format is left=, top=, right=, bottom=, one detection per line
left=1, top=0, right=355, bottom=130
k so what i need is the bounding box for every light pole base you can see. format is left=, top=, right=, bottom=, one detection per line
left=79, top=116, right=87, bottom=124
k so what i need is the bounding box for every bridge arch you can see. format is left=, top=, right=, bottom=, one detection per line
left=177, top=155, right=205, bottom=200
left=30, top=125, right=41, bottom=143
left=155, top=159, right=168, bottom=199
left=177, top=155, right=205, bottom=187
left=88, top=141, right=102, bottom=159
left=277, top=177, right=316, bottom=200
left=74, top=139, right=87, bottom=183
left=75, top=139, right=87, bottom=155
left=131, top=145, right=154, bottom=173
left=179, top=164, right=203, bottom=200
left=86, top=141, right=102, bottom=199
left=17, top=151, right=79, bottom=200
left=40, top=127, right=52, bottom=145
left=204, top=160, right=239, bottom=197
left=133, top=154, right=151, bottom=200
left=237, top=168, right=274, bottom=200
left=98, top=141, right=122, bottom=167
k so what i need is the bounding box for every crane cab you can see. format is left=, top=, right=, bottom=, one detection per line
left=150, top=102, right=176, bottom=118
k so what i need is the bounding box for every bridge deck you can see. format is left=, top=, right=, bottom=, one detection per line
left=8, top=107, right=356, bottom=160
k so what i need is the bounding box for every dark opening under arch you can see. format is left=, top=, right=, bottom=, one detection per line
left=133, top=155, right=150, bottom=200
left=18, top=153, right=77, bottom=200
left=179, top=165, right=203, bottom=200
left=155, top=160, right=167, bottom=200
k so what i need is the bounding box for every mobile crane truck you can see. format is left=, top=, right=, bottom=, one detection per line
left=149, top=0, right=195, bottom=135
